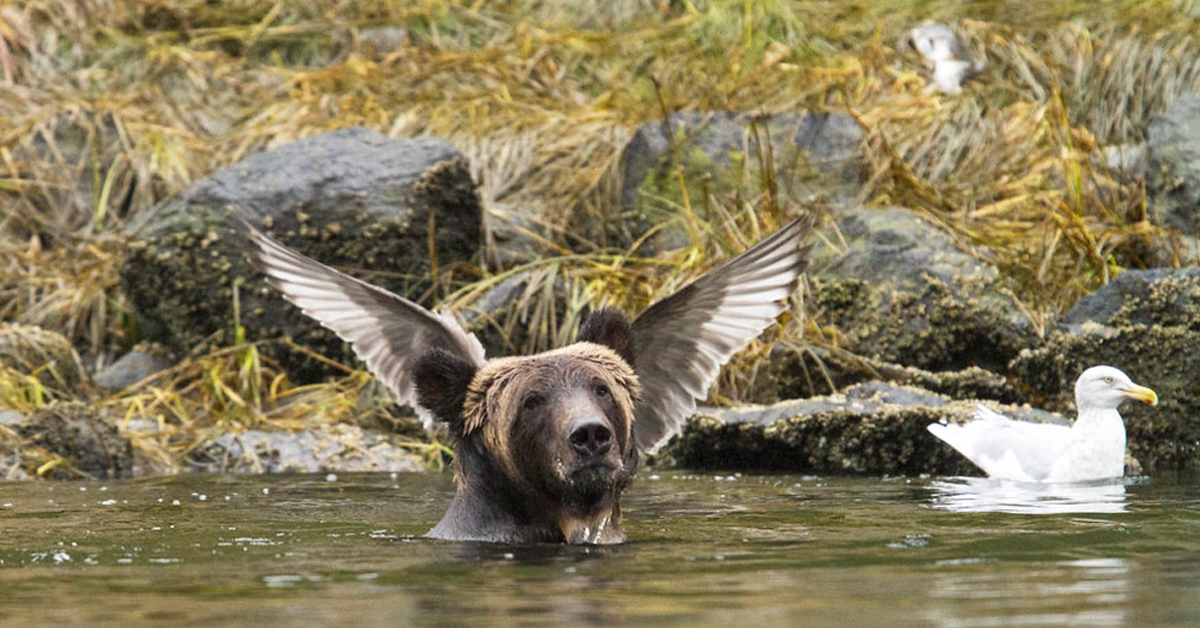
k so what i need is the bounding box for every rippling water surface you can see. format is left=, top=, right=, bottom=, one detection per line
left=2, top=471, right=1199, bottom=627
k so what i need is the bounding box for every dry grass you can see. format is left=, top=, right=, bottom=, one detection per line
left=3, top=0, right=1200, bottom=474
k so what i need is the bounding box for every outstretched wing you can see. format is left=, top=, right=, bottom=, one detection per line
left=629, top=216, right=814, bottom=454
left=238, top=219, right=486, bottom=411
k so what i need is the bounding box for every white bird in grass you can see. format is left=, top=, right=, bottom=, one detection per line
left=907, top=20, right=986, bottom=94
left=927, top=366, right=1158, bottom=483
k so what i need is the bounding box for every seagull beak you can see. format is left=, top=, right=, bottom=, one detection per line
left=1120, top=384, right=1158, bottom=406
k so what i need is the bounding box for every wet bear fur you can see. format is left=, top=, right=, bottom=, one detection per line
left=414, top=314, right=641, bottom=544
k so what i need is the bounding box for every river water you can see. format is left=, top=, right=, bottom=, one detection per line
left=1, top=470, right=1198, bottom=627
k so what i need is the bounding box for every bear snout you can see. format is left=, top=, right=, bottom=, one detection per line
left=567, top=416, right=614, bottom=458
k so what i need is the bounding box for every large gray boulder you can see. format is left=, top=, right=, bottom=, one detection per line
left=1147, top=95, right=1200, bottom=237
left=608, top=111, right=864, bottom=253
left=807, top=206, right=1033, bottom=373
left=120, top=127, right=481, bottom=380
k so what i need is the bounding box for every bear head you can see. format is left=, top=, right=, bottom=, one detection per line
left=413, top=339, right=641, bottom=544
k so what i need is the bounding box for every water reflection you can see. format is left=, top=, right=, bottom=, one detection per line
left=927, top=476, right=1128, bottom=514
left=926, top=558, right=1132, bottom=627
left=407, top=542, right=633, bottom=626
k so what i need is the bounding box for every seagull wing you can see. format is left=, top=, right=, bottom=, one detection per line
left=929, top=404, right=1071, bottom=481
left=239, top=220, right=487, bottom=410
left=629, top=216, right=814, bottom=455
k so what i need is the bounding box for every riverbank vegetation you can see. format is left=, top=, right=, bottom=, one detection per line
left=3, top=0, right=1199, bottom=476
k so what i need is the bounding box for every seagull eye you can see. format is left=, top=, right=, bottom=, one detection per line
left=1103, top=376, right=1114, bottom=384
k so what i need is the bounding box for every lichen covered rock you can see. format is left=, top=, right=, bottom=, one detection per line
left=809, top=206, right=1034, bottom=372
left=609, top=110, right=863, bottom=253
left=0, top=323, right=88, bottom=396
left=1011, top=322, right=1199, bottom=472
left=663, top=382, right=1057, bottom=475
left=14, top=401, right=133, bottom=479
left=191, top=423, right=424, bottom=474
left=120, top=127, right=482, bottom=381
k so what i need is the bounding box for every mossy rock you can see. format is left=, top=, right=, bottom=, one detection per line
left=809, top=206, right=1034, bottom=372
left=768, top=346, right=1025, bottom=404
left=14, top=401, right=133, bottom=479
left=606, top=110, right=863, bottom=253
left=120, top=127, right=482, bottom=382
left=661, top=382, right=1013, bottom=475
left=1010, top=324, right=1199, bottom=472
left=0, top=323, right=88, bottom=397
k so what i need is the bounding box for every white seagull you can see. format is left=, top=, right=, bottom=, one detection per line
left=907, top=20, right=986, bottom=94
left=927, top=366, right=1158, bottom=483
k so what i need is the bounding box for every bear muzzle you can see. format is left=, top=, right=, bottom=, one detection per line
left=567, top=416, right=615, bottom=459
left=558, top=414, right=625, bottom=495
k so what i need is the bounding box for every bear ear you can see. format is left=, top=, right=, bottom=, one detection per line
left=578, top=308, right=635, bottom=366
left=413, top=348, right=478, bottom=435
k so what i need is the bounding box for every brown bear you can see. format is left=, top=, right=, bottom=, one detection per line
left=414, top=339, right=640, bottom=543
left=240, top=216, right=812, bottom=544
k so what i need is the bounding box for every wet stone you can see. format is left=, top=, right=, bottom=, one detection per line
left=663, top=382, right=1061, bottom=475
left=14, top=401, right=134, bottom=479
left=192, top=423, right=423, bottom=474
left=0, top=323, right=88, bottom=397
left=93, top=343, right=174, bottom=392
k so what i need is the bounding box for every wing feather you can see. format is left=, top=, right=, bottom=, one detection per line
left=238, top=220, right=486, bottom=411
left=629, top=216, right=814, bottom=454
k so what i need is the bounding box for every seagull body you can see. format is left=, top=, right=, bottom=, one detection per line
left=907, top=20, right=986, bottom=94
left=928, top=366, right=1157, bottom=483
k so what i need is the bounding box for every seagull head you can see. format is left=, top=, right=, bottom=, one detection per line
left=1074, top=365, right=1158, bottom=411
left=910, top=21, right=960, bottom=62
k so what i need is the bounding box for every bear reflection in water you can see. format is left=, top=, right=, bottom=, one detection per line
left=241, top=216, right=813, bottom=544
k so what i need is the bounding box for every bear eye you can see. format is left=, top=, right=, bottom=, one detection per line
left=593, top=383, right=611, bottom=399
left=522, top=392, right=545, bottom=412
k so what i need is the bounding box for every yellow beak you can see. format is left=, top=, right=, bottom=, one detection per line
left=1121, top=383, right=1158, bottom=406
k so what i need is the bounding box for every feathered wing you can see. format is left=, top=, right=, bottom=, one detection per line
left=928, top=405, right=1071, bottom=481
left=629, top=216, right=814, bottom=454
left=238, top=220, right=487, bottom=412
